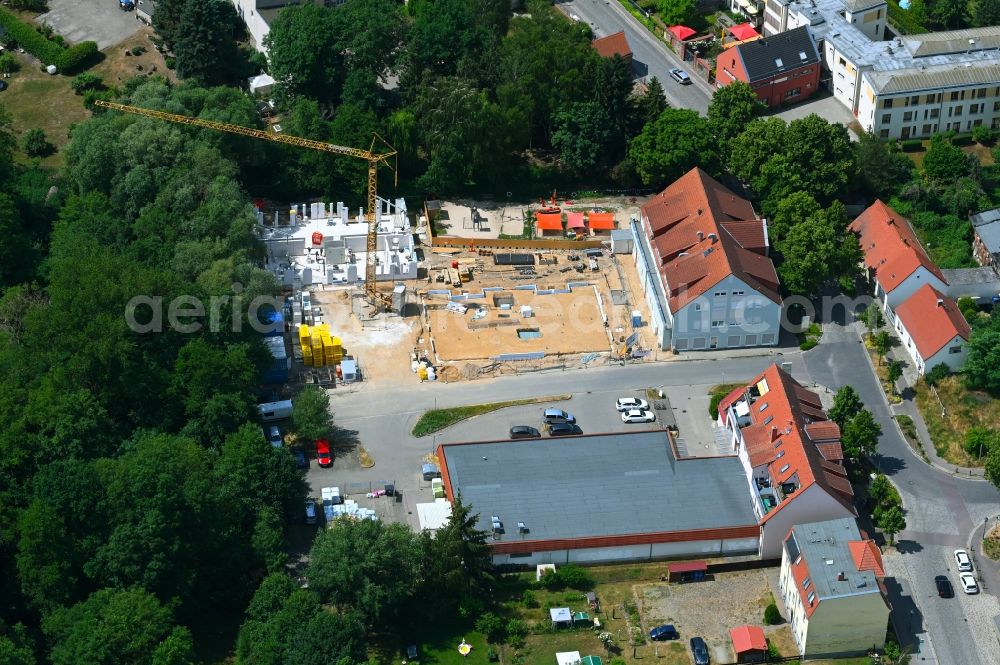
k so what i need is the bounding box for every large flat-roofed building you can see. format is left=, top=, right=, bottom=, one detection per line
left=436, top=431, right=760, bottom=565
left=764, top=0, right=1000, bottom=139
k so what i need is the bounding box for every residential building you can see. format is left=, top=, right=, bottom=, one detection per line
left=778, top=518, right=890, bottom=659
left=592, top=30, right=633, bottom=65
left=893, top=283, right=971, bottom=374
left=970, top=207, right=1000, bottom=273
left=730, top=0, right=765, bottom=29
left=849, top=200, right=948, bottom=312
left=260, top=197, right=416, bottom=287
left=763, top=0, right=1000, bottom=139
left=716, top=26, right=821, bottom=107
left=136, top=0, right=155, bottom=24
left=717, top=364, right=857, bottom=559
left=632, top=168, right=782, bottom=352
left=232, top=0, right=342, bottom=52
left=436, top=431, right=760, bottom=565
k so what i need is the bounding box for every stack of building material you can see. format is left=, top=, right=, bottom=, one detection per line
left=299, top=324, right=313, bottom=366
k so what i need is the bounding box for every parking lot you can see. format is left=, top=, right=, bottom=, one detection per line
left=38, top=0, right=142, bottom=49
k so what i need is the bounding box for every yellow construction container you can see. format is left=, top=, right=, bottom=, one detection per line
left=330, top=336, right=344, bottom=364
left=310, top=329, right=324, bottom=367
left=299, top=325, right=313, bottom=366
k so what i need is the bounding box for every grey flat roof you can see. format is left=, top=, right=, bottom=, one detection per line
left=441, top=431, right=757, bottom=543
left=903, top=27, right=1000, bottom=57
left=866, top=63, right=1000, bottom=95
left=970, top=209, right=1000, bottom=253
left=941, top=267, right=1000, bottom=286
left=787, top=518, right=879, bottom=601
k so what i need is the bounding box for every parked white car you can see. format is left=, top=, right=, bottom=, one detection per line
left=616, top=397, right=649, bottom=412
left=954, top=549, right=973, bottom=572
left=959, top=572, right=979, bottom=594
left=622, top=409, right=656, bottom=423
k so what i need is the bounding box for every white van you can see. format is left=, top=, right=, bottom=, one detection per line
left=258, top=399, right=293, bottom=422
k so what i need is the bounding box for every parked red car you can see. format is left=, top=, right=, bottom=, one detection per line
left=316, top=439, right=333, bottom=467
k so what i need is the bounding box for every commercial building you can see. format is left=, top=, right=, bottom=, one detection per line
left=763, top=0, right=1000, bottom=139
left=716, top=26, right=822, bottom=107
left=778, top=518, right=889, bottom=659
left=633, top=168, right=782, bottom=352
left=260, top=197, right=416, bottom=289
left=849, top=200, right=948, bottom=311
left=436, top=431, right=760, bottom=565
left=893, top=283, right=971, bottom=374
left=717, top=364, right=857, bottom=559
left=970, top=207, right=1000, bottom=274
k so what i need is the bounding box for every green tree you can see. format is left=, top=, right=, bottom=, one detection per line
left=552, top=102, right=613, bottom=175
left=861, top=300, right=885, bottom=338
left=264, top=4, right=343, bottom=104
left=71, top=72, right=103, bottom=94
left=21, top=129, right=53, bottom=158
left=475, top=612, right=506, bottom=642
left=924, top=362, right=951, bottom=386
left=708, top=82, right=763, bottom=159
left=421, top=495, right=495, bottom=618
left=0, top=193, right=37, bottom=287
left=964, top=324, right=1000, bottom=393
left=964, top=426, right=1000, bottom=458
left=153, top=0, right=187, bottom=47
left=307, top=518, right=423, bottom=628
left=868, top=473, right=893, bottom=507
left=42, top=588, right=188, bottom=665
left=0, top=52, right=21, bottom=75
left=628, top=108, right=717, bottom=186
left=876, top=505, right=906, bottom=545
left=923, top=135, right=973, bottom=184
left=872, top=330, right=892, bottom=365
left=768, top=192, right=821, bottom=247
left=291, top=386, right=333, bottom=442
left=887, top=359, right=903, bottom=393
left=174, top=0, right=244, bottom=86
left=637, top=77, right=667, bottom=127
left=986, top=443, right=1000, bottom=489
left=842, top=409, right=882, bottom=459
left=933, top=0, right=967, bottom=28
left=658, top=0, right=695, bottom=25
left=856, top=131, right=914, bottom=198
left=774, top=202, right=859, bottom=296
left=406, top=0, right=508, bottom=83
left=973, top=0, right=1000, bottom=25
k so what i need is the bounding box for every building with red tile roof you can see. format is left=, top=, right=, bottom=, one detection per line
left=592, top=30, right=632, bottom=64
left=716, top=363, right=856, bottom=559
left=633, top=167, right=782, bottom=352
left=729, top=625, right=767, bottom=663
left=893, top=283, right=971, bottom=375
left=849, top=200, right=948, bottom=309
left=779, top=518, right=889, bottom=659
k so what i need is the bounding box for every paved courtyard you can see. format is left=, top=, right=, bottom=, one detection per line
left=38, top=0, right=142, bottom=50
left=772, top=91, right=860, bottom=139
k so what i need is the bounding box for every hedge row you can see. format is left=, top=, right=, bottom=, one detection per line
left=0, top=7, right=99, bottom=73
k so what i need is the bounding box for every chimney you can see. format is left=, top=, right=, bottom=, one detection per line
left=838, top=571, right=847, bottom=581
left=771, top=426, right=779, bottom=441
left=697, top=230, right=704, bottom=241
left=937, top=299, right=944, bottom=307
left=697, top=208, right=703, bottom=215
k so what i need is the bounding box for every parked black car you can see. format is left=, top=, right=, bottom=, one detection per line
left=649, top=625, right=679, bottom=641
left=935, top=575, right=954, bottom=598
left=548, top=423, right=583, bottom=437
left=509, top=425, right=541, bottom=439
left=690, top=637, right=709, bottom=665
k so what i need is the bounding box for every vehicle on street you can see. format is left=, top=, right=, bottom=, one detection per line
left=689, top=636, right=709, bottom=665
left=316, top=439, right=333, bottom=467
left=622, top=409, right=656, bottom=423
left=543, top=408, right=576, bottom=424
left=649, top=624, right=679, bottom=641
left=548, top=423, right=583, bottom=437
left=0, top=81, right=8, bottom=92
left=304, top=500, right=317, bottom=525
left=616, top=397, right=649, bottom=412
left=510, top=425, right=541, bottom=439
left=954, top=549, right=973, bottom=572
left=267, top=425, right=283, bottom=448
left=959, top=572, right=979, bottom=594
left=670, top=68, right=692, bottom=84
left=292, top=449, right=309, bottom=470
left=119, top=0, right=135, bottom=9
left=934, top=575, right=954, bottom=598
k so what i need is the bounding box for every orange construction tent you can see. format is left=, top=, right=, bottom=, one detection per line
left=587, top=212, right=616, bottom=230
left=535, top=212, right=563, bottom=232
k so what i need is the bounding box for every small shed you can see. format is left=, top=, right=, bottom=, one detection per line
left=248, top=73, right=276, bottom=97
left=667, top=560, right=707, bottom=583
left=581, top=657, right=603, bottom=665
left=585, top=591, right=599, bottom=610
left=572, top=611, right=591, bottom=626
left=550, top=607, right=573, bottom=629
left=555, top=652, right=581, bottom=665
left=730, top=625, right=767, bottom=663
left=610, top=229, right=633, bottom=254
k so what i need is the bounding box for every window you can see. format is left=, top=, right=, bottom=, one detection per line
left=803, top=577, right=811, bottom=589
left=978, top=87, right=988, bottom=98
left=763, top=415, right=774, bottom=425
left=694, top=304, right=701, bottom=310
left=780, top=463, right=790, bottom=473
left=930, top=108, right=940, bottom=118
left=759, top=402, right=769, bottom=412
left=909, top=95, right=919, bottom=105
left=728, top=335, right=741, bottom=346
left=776, top=449, right=785, bottom=459
left=714, top=291, right=727, bottom=297
left=839, top=57, right=847, bottom=67
left=762, top=333, right=776, bottom=344
left=774, top=439, right=784, bottom=448
left=881, top=113, right=891, bottom=124
left=807, top=591, right=816, bottom=605
left=926, top=94, right=937, bottom=104
left=879, top=129, right=890, bottom=138
left=922, top=124, right=932, bottom=135
left=745, top=334, right=758, bottom=345
left=951, top=91, right=961, bottom=101
left=949, top=345, right=963, bottom=354
left=784, top=87, right=802, bottom=99
left=712, top=320, right=725, bottom=328
left=509, top=552, right=533, bottom=558
left=732, top=290, right=745, bottom=296
left=970, top=104, right=980, bottom=115
left=903, top=111, right=913, bottom=122
left=975, top=119, right=984, bottom=127
left=994, top=101, right=1000, bottom=111
left=882, top=98, right=893, bottom=108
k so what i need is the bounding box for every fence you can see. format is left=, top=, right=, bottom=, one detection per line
left=431, top=236, right=605, bottom=250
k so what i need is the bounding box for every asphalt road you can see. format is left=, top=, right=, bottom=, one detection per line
left=803, top=319, right=1000, bottom=665
left=555, top=0, right=713, bottom=113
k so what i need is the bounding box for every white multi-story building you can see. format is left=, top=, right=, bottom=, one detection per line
left=764, top=0, right=1000, bottom=138
left=232, top=0, right=344, bottom=52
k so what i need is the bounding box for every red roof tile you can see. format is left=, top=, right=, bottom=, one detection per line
left=894, top=284, right=972, bottom=359
left=849, top=200, right=947, bottom=294
left=730, top=625, right=766, bottom=653
left=815, top=442, right=844, bottom=463
left=849, top=540, right=886, bottom=578
left=804, top=420, right=840, bottom=442
left=641, top=168, right=780, bottom=313
left=592, top=30, right=632, bottom=59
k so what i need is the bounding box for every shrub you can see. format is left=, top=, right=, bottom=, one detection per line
left=131, top=46, right=144, bottom=56
left=951, top=133, right=974, bottom=146
left=521, top=589, right=538, bottom=608
left=799, top=338, right=818, bottom=351
left=901, top=139, right=924, bottom=152
left=0, top=8, right=98, bottom=73
left=8, top=0, right=48, bottom=10
left=883, top=640, right=901, bottom=662
left=60, top=41, right=100, bottom=73
left=475, top=612, right=506, bottom=643
left=763, top=602, right=782, bottom=625
left=0, top=52, right=18, bottom=74
left=973, top=125, right=994, bottom=144
left=21, top=128, right=53, bottom=157
left=71, top=72, right=103, bottom=94
left=924, top=363, right=950, bottom=387
left=165, top=56, right=176, bottom=69
left=505, top=619, right=528, bottom=647
left=554, top=564, right=592, bottom=589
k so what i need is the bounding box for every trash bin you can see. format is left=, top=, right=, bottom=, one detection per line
left=395, top=491, right=403, bottom=503
left=384, top=483, right=395, bottom=496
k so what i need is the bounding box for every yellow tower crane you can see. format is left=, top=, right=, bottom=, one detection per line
left=94, top=99, right=396, bottom=309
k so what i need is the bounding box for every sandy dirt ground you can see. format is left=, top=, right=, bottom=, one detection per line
left=637, top=571, right=778, bottom=663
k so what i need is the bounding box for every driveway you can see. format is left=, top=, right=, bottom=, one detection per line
left=803, top=316, right=1000, bottom=665
left=38, top=0, right=142, bottom=50
left=771, top=91, right=860, bottom=138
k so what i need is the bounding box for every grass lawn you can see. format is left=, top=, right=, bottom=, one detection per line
left=984, top=526, right=1000, bottom=560
left=411, top=395, right=569, bottom=437
left=904, top=141, right=995, bottom=169
left=914, top=375, right=999, bottom=467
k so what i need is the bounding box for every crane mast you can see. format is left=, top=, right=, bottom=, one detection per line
left=94, top=100, right=396, bottom=309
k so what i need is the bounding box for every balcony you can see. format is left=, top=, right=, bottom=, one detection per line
left=755, top=476, right=779, bottom=515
